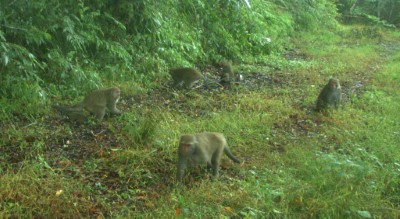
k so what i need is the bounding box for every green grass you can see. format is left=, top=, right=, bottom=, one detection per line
left=1, top=26, right=400, bottom=218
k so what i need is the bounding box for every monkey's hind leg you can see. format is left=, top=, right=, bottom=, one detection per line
left=210, top=154, right=221, bottom=178
left=92, top=107, right=106, bottom=121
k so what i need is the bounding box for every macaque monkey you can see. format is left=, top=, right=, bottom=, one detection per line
left=169, top=67, right=202, bottom=89
left=215, top=61, right=234, bottom=88
left=176, top=132, right=240, bottom=182
left=53, top=87, right=121, bottom=121
left=316, top=78, right=342, bottom=111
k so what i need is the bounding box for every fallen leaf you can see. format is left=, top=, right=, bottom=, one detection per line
left=224, top=206, right=233, bottom=213
left=145, top=201, right=155, bottom=208
left=87, top=205, right=98, bottom=213
left=137, top=195, right=147, bottom=200
left=357, top=210, right=372, bottom=218
left=55, top=189, right=63, bottom=196
left=57, top=160, right=71, bottom=165
left=175, top=208, right=181, bottom=215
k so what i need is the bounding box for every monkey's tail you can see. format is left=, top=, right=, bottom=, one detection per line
left=52, top=102, right=83, bottom=113
left=224, top=147, right=240, bottom=163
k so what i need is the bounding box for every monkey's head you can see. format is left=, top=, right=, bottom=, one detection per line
left=179, top=135, right=198, bottom=154
left=111, top=87, right=120, bottom=98
left=328, top=79, right=340, bottom=89
left=217, top=61, right=232, bottom=72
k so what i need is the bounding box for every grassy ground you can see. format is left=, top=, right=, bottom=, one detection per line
left=1, top=25, right=400, bottom=218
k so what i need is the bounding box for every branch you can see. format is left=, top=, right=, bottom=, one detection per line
left=350, top=0, right=358, bottom=15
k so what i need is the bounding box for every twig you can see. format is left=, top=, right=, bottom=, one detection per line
left=8, top=0, right=18, bottom=6
left=0, top=24, right=28, bottom=32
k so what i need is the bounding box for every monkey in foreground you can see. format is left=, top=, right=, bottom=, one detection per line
left=53, top=87, right=121, bottom=121
left=316, top=78, right=342, bottom=111
left=176, top=132, right=240, bottom=182
left=169, top=67, right=202, bottom=89
left=215, top=61, right=234, bottom=88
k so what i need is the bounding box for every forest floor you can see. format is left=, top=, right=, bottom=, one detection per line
left=1, top=26, right=400, bottom=218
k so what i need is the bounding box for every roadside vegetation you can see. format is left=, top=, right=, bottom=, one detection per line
left=1, top=0, right=399, bottom=218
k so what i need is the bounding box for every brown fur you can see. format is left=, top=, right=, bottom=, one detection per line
left=316, top=79, right=342, bottom=111
left=169, top=67, right=202, bottom=88
left=176, top=132, right=240, bottom=182
left=53, top=87, right=121, bottom=121
left=215, top=61, right=234, bottom=88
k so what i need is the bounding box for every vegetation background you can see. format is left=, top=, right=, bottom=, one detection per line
left=1, top=0, right=399, bottom=217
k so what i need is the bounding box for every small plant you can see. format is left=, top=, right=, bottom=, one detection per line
left=120, top=111, right=158, bottom=148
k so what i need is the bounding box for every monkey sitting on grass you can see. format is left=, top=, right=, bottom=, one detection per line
left=316, top=78, right=342, bottom=112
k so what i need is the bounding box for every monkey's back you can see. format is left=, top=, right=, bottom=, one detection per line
left=82, top=89, right=109, bottom=111
left=327, top=89, right=341, bottom=103
left=195, top=132, right=240, bottom=164
left=316, top=86, right=342, bottom=110
left=194, top=132, right=226, bottom=155
left=170, top=67, right=202, bottom=81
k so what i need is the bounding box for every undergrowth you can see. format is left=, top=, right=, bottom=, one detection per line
left=1, top=0, right=400, bottom=217
left=1, top=26, right=399, bottom=218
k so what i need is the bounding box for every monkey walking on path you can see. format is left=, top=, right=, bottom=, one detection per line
left=169, top=67, right=202, bottom=89
left=176, top=132, right=240, bottom=183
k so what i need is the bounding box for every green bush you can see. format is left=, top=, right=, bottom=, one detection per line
left=0, top=0, right=339, bottom=120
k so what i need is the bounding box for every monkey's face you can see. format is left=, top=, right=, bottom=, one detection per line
left=179, top=134, right=200, bottom=153
left=112, top=88, right=120, bottom=99
left=180, top=143, right=192, bottom=153
left=180, top=141, right=199, bottom=154
left=329, top=79, right=338, bottom=89
left=179, top=135, right=198, bottom=155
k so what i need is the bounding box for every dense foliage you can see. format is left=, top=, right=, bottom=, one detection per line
left=1, top=0, right=400, bottom=218
left=0, top=0, right=341, bottom=120
left=337, top=0, right=400, bottom=27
